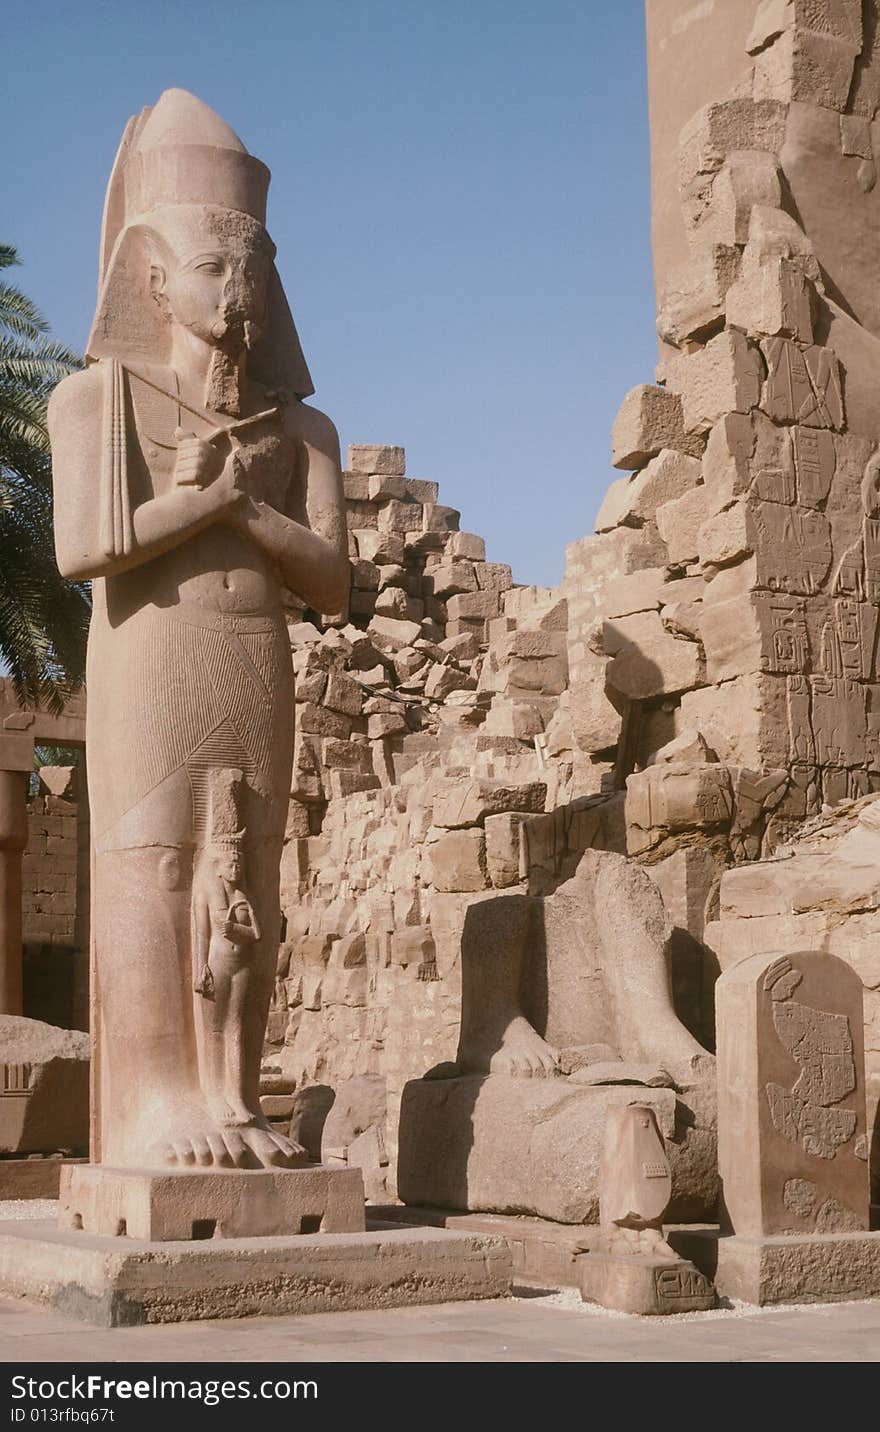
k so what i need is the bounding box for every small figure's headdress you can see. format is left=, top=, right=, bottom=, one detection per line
left=87, top=88, right=313, bottom=399
left=206, top=767, right=247, bottom=854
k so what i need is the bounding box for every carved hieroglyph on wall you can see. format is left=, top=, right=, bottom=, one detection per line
left=716, top=950, right=870, bottom=1238
left=763, top=956, right=857, bottom=1160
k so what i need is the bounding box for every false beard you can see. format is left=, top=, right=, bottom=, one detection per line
left=204, top=346, right=245, bottom=417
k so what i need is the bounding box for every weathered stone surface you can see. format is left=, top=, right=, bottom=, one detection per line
left=597, top=449, right=702, bottom=532
left=604, top=611, right=703, bottom=700
left=760, top=338, right=844, bottom=429
left=348, top=444, right=406, bottom=476
left=626, top=764, right=733, bottom=856
left=752, top=27, right=859, bottom=110
left=611, top=385, right=701, bottom=470
left=578, top=1248, right=715, bottom=1315
left=678, top=100, right=789, bottom=191
left=657, top=244, right=740, bottom=346
left=0, top=1016, right=89, bottom=1155
left=354, top=529, right=405, bottom=565
left=666, top=330, right=764, bottom=434
left=716, top=951, right=869, bottom=1239
left=425, top=830, right=489, bottom=892
left=0, top=1221, right=512, bottom=1325
left=432, top=780, right=547, bottom=830
left=685, top=149, right=783, bottom=247
left=58, top=1162, right=370, bottom=1241
left=655, top=484, right=710, bottom=565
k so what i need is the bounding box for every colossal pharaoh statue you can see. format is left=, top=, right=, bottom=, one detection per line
left=48, top=89, right=349, bottom=1170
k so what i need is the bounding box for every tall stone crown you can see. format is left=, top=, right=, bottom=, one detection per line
left=87, top=87, right=314, bottom=398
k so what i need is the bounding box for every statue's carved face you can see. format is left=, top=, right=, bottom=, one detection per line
left=149, top=209, right=274, bottom=356
left=214, top=851, right=242, bottom=884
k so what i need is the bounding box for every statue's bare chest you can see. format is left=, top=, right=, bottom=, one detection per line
left=127, top=366, right=299, bottom=510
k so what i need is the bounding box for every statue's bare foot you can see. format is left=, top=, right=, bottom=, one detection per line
left=208, top=1092, right=307, bottom=1168
left=237, top=1118, right=307, bottom=1168
left=144, top=1103, right=254, bottom=1169
left=489, top=1016, right=559, bottom=1078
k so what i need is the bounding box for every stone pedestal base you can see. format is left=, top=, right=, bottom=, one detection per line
left=0, top=1219, right=512, bottom=1326
left=60, top=1164, right=365, bottom=1241
left=577, top=1251, right=715, bottom=1315
left=671, top=1228, right=880, bottom=1305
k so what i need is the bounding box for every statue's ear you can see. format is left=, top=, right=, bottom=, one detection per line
left=149, top=262, right=166, bottom=299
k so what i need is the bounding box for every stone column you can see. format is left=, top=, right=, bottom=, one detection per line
left=0, top=733, right=33, bottom=1015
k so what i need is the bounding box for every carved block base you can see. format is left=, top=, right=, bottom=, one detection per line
left=59, top=1163, right=365, bottom=1241
left=671, top=1228, right=880, bottom=1305
left=577, top=1251, right=715, bottom=1315
left=0, top=1220, right=512, bottom=1326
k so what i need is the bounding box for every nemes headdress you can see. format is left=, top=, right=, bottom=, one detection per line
left=87, top=87, right=313, bottom=399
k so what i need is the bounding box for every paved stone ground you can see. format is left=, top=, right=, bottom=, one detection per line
left=1, top=1290, right=879, bottom=1362
left=1, top=1203, right=878, bottom=1361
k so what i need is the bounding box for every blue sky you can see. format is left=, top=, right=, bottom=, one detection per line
left=1, top=1, right=656, bottom=589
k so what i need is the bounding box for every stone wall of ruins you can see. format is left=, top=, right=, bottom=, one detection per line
left=268, top=2, right=880, bottom=1199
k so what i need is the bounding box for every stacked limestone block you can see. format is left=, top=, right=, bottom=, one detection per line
left=272, top=446, right=601, bottom=1191
left=561, top=7, right=880, bottom=901
left=341, top=443, right=513, bottom=650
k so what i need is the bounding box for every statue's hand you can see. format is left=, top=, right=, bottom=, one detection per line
left=173, top=428, right=225, bottom=488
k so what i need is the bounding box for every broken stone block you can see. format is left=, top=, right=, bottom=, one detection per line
left=298, top=702, right=353, bottom=740
left=752, top=27, right=859, bottom=110
left=685, top=149, right=783, bottom=247
left=351, top=558, right=380, bottom=591
left=446, top=531, right=486, bottom=561
left=484, top=812, right=529, bottom=888
left=0, top=1016, right=89, bottom=1154
left=367, top=711, right=407, bottom=739
left=328, top=770, right=379, bottom=799
left=432, top=779, right=547, bottom=829
left=353, top=529, right=405, bottom=566
left=597, top=449, right=702, bottom=533
left=423, top=503, right=461, bottom=533
left=698, top=502, right=753, bottom=568
left=474, top=562, right=513, bottom=592
left=840, top=112, right=872, bottom=157
left=368, top=472, right=406, bottom=501
left=746, top=0, right=861, bottom=54
left=342, top=471, right=370, bottom=500
left=447, top=590, right=501, bottom=622
left=725, top=254, right=814, bottom=343
left=347, top=444, right=406, bottom=476
left=423, top=665, right=475, bottom=702
left=761, top=338, right=844, bottom=429
left=717, top=950, right=869, bottom=1238
left=626, top=763, right=733, bottom=855
left=427, top=561, right=478, bottom=598
left=611, top=385, right=701, bottom=469
left=604, top=611, right=703, bottom=700
left=425, top=829, right=489, bottom=892
left=655, top=484, right=710, bottom=566
left=378, top=500, right=423, bottom=534
left=323, top=667, right=364, bottom=717
left=603, top=567, right=667, bottom=619
left=666, top=330, right=764, bottom=435
left=405, top=478, right=439, bottom=503
left=349, top=590, right=377, bottom=617
left=578, top=1248, right=715, bottom=1316
left=678, top=100, right=789, bottom=191
left=374, top=586, right=422, bottom=622
left=656, top=244, right=741, bottom=346
left=367, top=615, right=423, bottom=651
